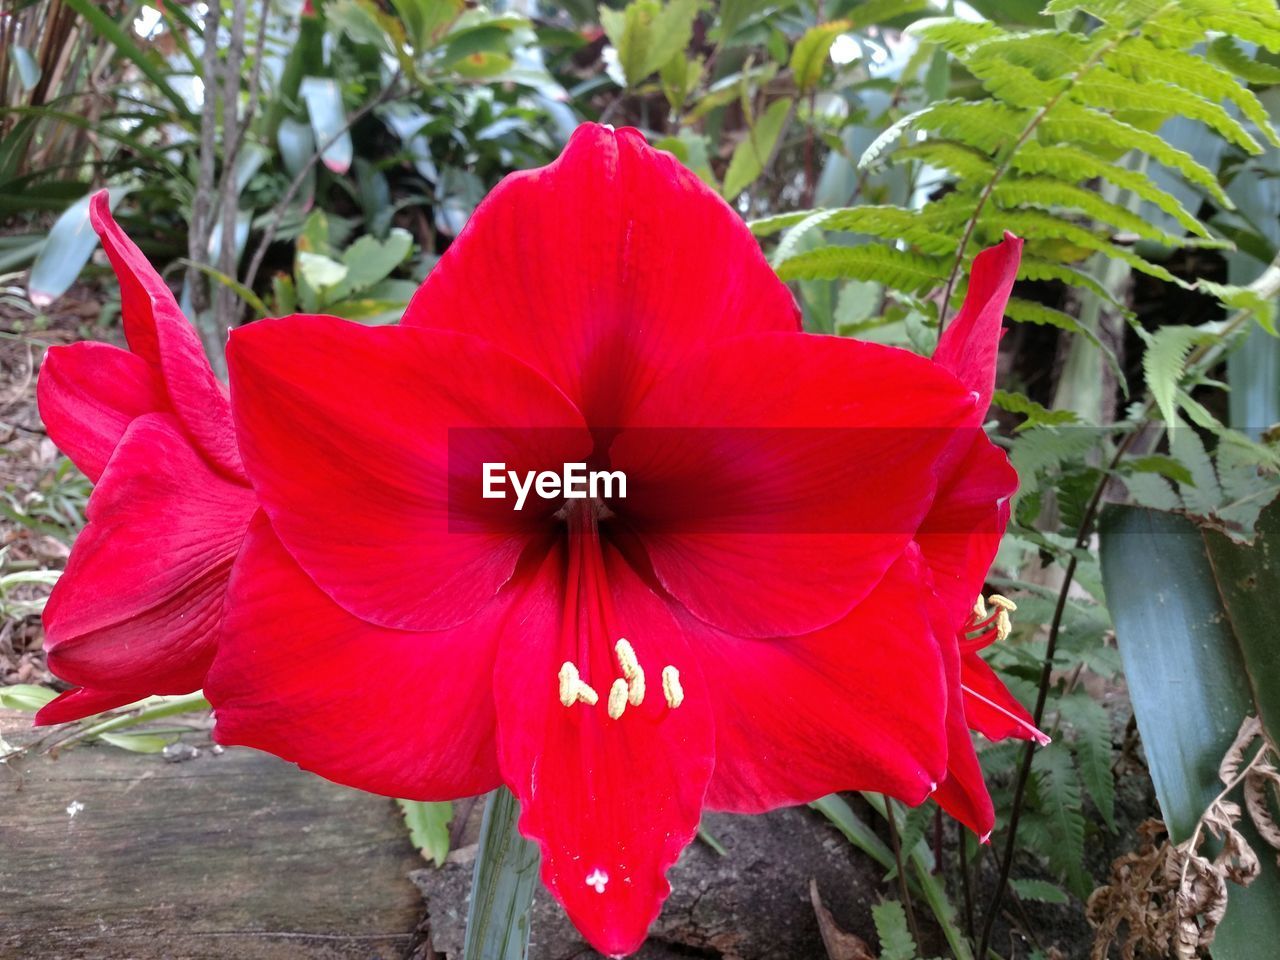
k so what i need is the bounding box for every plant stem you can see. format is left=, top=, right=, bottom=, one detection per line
left=464, top=787, right=540, bottom=960
left=883, top=795, right=922, bottom=949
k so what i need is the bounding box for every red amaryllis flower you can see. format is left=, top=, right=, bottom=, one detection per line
left=207, top=124, right=1022, bottom=955
left=908, top=240, right=1048, bottom=838
left=34, top=194, right=256, bottom=725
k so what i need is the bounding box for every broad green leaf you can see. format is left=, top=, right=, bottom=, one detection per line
left=722, top=97, right=792, bottom=201
left=300, top=77, right=353, bottom=175
left=0, top=684, right=57, bottom=711
left=398, top=799, right=452, bottom=866
left=27, top=187, right=130, bottom=307
left=463, top=788, right=540, bottom=960
left=335, top=228, right=413, bottom=296
left=298, top=251, right=349, bottom=290
left=389, top=0, right=464, bottom=50
left=12, top=46, right=41, bottom=90
left=600, top=0, right=700, bottom=87
left=790, top=21, right=850, bottom=94
left=1099, top=503, right=1280, bottom=957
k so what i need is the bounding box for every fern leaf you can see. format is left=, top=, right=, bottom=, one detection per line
left=1173, top=6, right=1280, bottom=55
left=1122, top=471, right=1183, bottom=510
left=1104, top=37, right=1280, bottom=147
left=770, top=210, right=840, bottom=265
left=1009, top=878, right=1070, bottom=904
left=965, top=50, right=1070, bottom=107
left=1207, top=36, right=1280, bottom=86
left=859, top=106, right=930, bottom=170
left=1012, top=143, right=1210, bottom=237
left=1070, top=73, right=1262, bottom=153
left=992, top=389, right=1082, bottom=429
left=992, top=177, right=1185, bottom=245
left=1039, top=104, right=1232, bottom=207
left=749, top=208, right=825, bottom=238
left=1169, top=422, right=1224, bottom=514
left=872, top=900, right=919, bottom=960
left=775, top=244, right=949, bottom=294
left=997, top=209, right=1185, bottom=285
left=907, top=16, right=1005, bottom=54
left=894, top=140, right=997, bottom=180
left=1058, top=692, right=1115, bottom=830
left=1031, top=745, right=1088, bottom=895
left=1017, top=254, right=1133, bottom=312
left=909, top=99, right=1029, bottom=155
left=1002, top=296, right=1123, bottom=383
left=1141, top=325, right=1217, bottom=431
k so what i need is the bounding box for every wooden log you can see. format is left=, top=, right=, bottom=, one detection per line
left=0, top=708, right=424, bottom=960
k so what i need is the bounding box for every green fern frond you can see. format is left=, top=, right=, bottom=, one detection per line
left=1039, top=104, right=1231, bottom=206
left=894, top=140, right=997, bottom=180
left=1070, top=74, right=1262, bottom=153
left=775, top=244, right=949, bottom=293
left=907, top=17, right=1006, bottom=54
left=872, top=900, right=920, bottom=960
left=997, top=209, right=1185, bottom=285
left=1103, top=36, right=1280, bottom=146
left=965, top=52, right=1070, bottom=107
left=1141, top=324, right=1219, bottom=430
left=1031, top=745, right=1089, bottom=894
left=992, top=389, right=1083, bottom=429
left=907, top=99, right=1029, bottom=155
left=1207, top=36, right=1280, bottom=85
left=1058, top=692, right=1116, bottom=829
left=1012, top=143, right=1210, bottom=237
left=992, top=177, right=1185, bottom=245
left=1017, top=255, right=1134, bottom=312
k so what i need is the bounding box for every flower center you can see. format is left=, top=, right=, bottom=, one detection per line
left=554, top=504, right=684, bottom=718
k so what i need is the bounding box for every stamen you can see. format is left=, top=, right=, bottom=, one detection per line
left=661, top=665, right=684, bottom=709
left=557, top=661, right=598, bottom=707
left=972, top=595, right=988, bottom=620
left=987, top=594, right=1016, bottom=641
left=558, top=662, right=579, bottom=707
left=615, top=638, right=640, bottom=678
left=607, top=678, right=629, bottom=719
left=614, top=638, right=646, bottom=706
left=988, top=594, right=1017, bottom=612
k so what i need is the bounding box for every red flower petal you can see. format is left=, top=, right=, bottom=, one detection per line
left=227, top=315, right=591, bottom=632
left=42, top=413, right=254, bottom=702
left=915, top=432, right=1017, bottom=625
left=611, top=332, right=977, bottom=638
left=495, top=536, right=714, bottom=957
left=932, top=233, right=1022, bottom=418
left=930, top=592, right=995, bottom=838
left=402, top=124, right=799, bottom=425
left=207, top=515, right=504, bottom=799
left=961, top=653, right=1046, bottom=745
left=687, top=551, right=948, bottom=813
left=34, top=685, right=146, bottom=726
left=88, top=191, right=243, bottom=479
left=37, top=342, right=166, bottom=482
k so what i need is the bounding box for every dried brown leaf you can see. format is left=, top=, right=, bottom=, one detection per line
left=808, top=879, right=875, bottom=960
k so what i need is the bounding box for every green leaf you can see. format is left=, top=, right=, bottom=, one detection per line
left=298, top=251, right=349, bottom=291
left=1009, top=878, right=1070, bottom=904
left=776, top=244, right=948, bottom=294
left=790, top=21, right=851, bottom=93
left=300, top=77, right=353, bottom=175
left=1099, top=503, right=1280, bottom=957
left=336, top=228, right=414, bottom=297
left=600, top=0, right=700, bottom=87
left=992, top=389, right=1081, bottom=429
left=1031, top=745, right=1088, bottom=895
left=11, top=46, right=41, bottom=90
left=98, top=732, right=176, bottom=754
left=872, top=900, right=919, bottom=960
left=1208, top=36, right=1280, bottom=86
left=398, top=799, right=452, bottom=866
left=722, top=97, right=792, bottom=201
left=1058, top=691, right=1116, bottom=829
left=0, top=684, right=57, bottom=711
left=463, top=788, right=540, bottom=960
left=27, top=187, right=131, bottom=307
left=810, top=794, right=895, bottom=869
left=1141, top=325, right=1218, bottom=432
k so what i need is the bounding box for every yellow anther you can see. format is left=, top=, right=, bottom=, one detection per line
left=661, top=665, right=684, bottom=709
left=557, top=661, right=598, bottom=707
left=558, top=662, right=580, bottom=707
left=615, top=638, right=640, bottom=679
left=972, top=595, right=988, bottom=620
left=627, top=668, right=645, bottom=707
left=987, top=595, right=1016, bottom=641
left=607, top=678, right=629, bottom=720
left=988, top=594, right=1017, bottom=612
